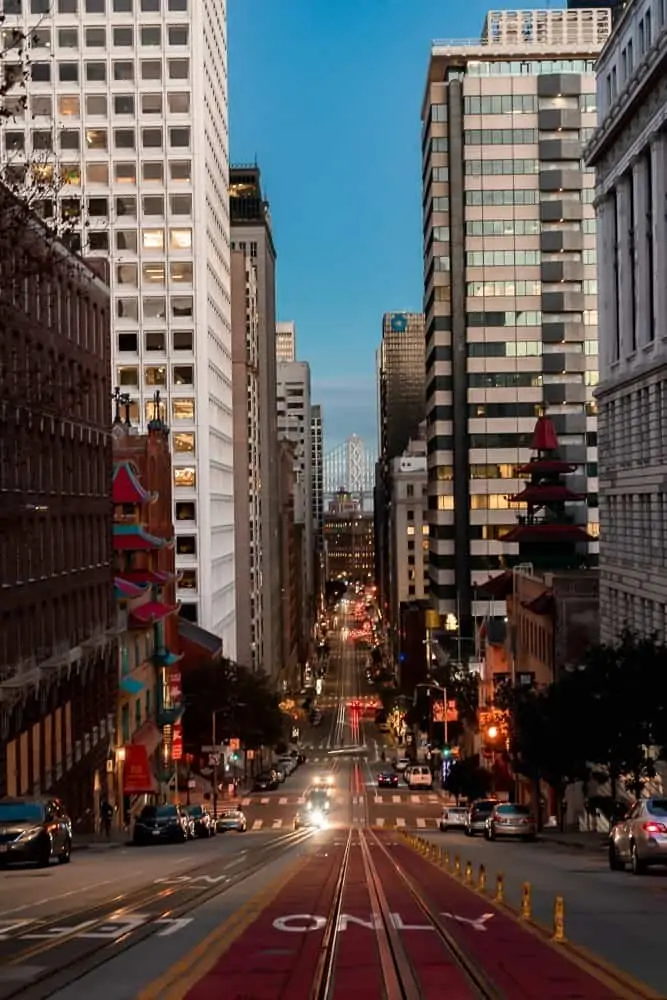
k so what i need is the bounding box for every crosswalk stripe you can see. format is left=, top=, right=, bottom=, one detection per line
left=374, top=795, right=382, bottom=804
left=241, top=798, right=251, bottom=806
left=395, top=818, right=406, bottom=828
left=392, top=795, right=400, bottom=804
left=252, top=819, right=263, bottom=830
left=260, top=798, right=269, bottom=804
left=416, top=818, right=426, bottom=828
left=278, top=797, right=287, bottom=805
left=410, top=795, right=421, bottom=804
left=376, top=817, right=385, bottom=827
left=272, top=819, right=283, bottom=829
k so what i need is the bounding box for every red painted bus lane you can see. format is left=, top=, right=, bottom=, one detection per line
left=381, top=837, right=627, bottom=1000
left=329, top=840, right=385, bottom=1000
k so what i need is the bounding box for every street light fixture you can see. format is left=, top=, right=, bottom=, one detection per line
left=413, top=682, right=450, bottom=746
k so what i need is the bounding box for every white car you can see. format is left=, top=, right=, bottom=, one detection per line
left=216, top=809, right=247, bottom=833
left=439, top=806, right=468, bottom=831
left=394, top=757, right=411, bottom=773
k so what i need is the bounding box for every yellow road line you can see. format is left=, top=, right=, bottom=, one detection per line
left=400, top=836, right=660, bottom=1000
left=136, top=853, right=305, bottom=1000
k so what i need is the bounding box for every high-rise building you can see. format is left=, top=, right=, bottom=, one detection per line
left=568, top=0, right=627, bottom=22
left=277, top=361, right=313, bottom=642
left=276, top=321, right=296, bottom=362
left=421, top=7, right=608, bottom=628
left=586, top=0, right=667, bottom=643
left=311, top=403, right=325, bottom=615
left=230, top=165, right=281, bottom=679
left=231, top=248, right=262, bottom=671
left=0, top=0, right=235, bottom=649
left=390, top=432, right=429, bottom=619
left=375, top=312, right=426, bottom=623
left=324, top=491, right=374, bottom=584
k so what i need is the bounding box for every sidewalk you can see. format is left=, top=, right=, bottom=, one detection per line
left=73, top=831, right=129, bottom=852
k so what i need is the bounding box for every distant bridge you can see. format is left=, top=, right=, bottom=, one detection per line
left=323, top=435, right=377, bottom=512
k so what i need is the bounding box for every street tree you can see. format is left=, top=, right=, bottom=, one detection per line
left=444, top=756, right=493, bottom=803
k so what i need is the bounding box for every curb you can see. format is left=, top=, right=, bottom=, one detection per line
left=541, top=835, right=607, bottom=854
left=72, top=841, right=128, bottom=852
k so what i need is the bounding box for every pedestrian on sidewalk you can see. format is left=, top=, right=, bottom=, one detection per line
left=100, top=798, right=113, bottom=839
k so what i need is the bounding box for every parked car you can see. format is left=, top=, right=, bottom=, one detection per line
left=377, top=772, right=399, bottom=789
left=465, top=798, right=498, bottom=837
left=609, top=797, right=667, bottom=874
left=273, top=764, right=288, bottom=783
left=133, top=804, right=190, bottom=845
left=278, top=756, right=297, bottom=776
left=216, top=809, right=247, bottom=833
left=439, top=806, right=468, bottom=832
left=394, top=757, right=411, bottom=773
left=485, top=803, right=536, bottom=842
left=405, top=765, right=433, bottom=790
left=186, top=804, right=215, bottom=838
left=253, top=771, right=279, bottom=792
left=0, top=797, right=72, bottom=867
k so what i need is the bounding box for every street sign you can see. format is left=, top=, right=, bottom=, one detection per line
left=246, top=750, right=255, bottom=760
left=172, top=724, right=183, bottom=761
left=202, top=744, right=225, bottom=752
left=229, top=738, right=240, bottom=751
left=208, top=754, right=220, bottom=766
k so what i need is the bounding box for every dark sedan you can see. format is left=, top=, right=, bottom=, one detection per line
left=133, top=804, right=190, bottom=845
left=253, top=771, right=279, bottom=792
left=377, top=772, right=399, bottom=788
left=186, top=804, right=215, bottom=838
left=0, top=797, right=72, bottom=867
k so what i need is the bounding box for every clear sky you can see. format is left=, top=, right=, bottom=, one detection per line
left=228, top=1, right=562, bottom=452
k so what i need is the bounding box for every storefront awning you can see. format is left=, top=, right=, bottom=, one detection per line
left=119, top=675, right=144, bottom=696
left=131, top=720, right=162, bottom=758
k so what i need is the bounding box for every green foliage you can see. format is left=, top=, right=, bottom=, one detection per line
left=444, top=756, right=493, bottom=802
left=181, top=659, right=284, bottom=753
left=498, top=629, right=667, bottom=803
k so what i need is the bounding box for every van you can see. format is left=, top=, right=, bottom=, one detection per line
left=405, top=765, right=433, bottom=790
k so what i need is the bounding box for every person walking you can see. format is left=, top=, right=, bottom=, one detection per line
left=100, top=798, right=113, bottom=838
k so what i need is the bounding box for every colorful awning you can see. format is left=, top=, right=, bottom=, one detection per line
left=113, top=524, right=166, bottom=551
left=129, top=601, right=179, bottom=627
left=113, top=461, right=155, bottom=506
left=114, top=577, right=148, bottom=600
left=119, top=675, right=145, bottom=695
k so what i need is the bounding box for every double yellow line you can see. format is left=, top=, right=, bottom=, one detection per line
left=137, top=853, right=305, bottom=1000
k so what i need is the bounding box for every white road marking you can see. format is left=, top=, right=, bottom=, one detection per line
left=252, top=819, right=263, bottom=831
left=410, top=795, right=421, bottom=804
left=392, top=795, right=401, bottom=804
left=260, top=798, right=270, bottom=804
left=272, top=819, right=283, bottom=829
left=395, top=818, right=406, bottom=828
left=375, top=817, right=385, bottom=827
left=416, top=818, right=426, bottom=828
left=374, top=795, right=382, bottom=804
left=241, top=798, right=251, bottom=806
left=279, top=797, right=288, bottom=805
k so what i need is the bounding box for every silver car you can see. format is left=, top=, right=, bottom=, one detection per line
left=216, top=809, right=247, bottom=833
left=609, top=797, right=667, bottom=874
left=465, top=798, right=498, bottom=836
left=439, top=806, right=468, bottom=832
left=484, top=803, right=537, bottom=841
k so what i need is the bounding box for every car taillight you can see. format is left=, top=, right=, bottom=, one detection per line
left=642, top=821, right=667, bottom=834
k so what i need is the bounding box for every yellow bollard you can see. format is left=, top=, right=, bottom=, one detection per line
left=552, top=895, right=566, bottom=943
left=478, top=863, right=486, bottom=893
left=465, top=860, right=473, bottom=885
left=495, top=872, right=504, bottom=903
left=444, top=848, right=450, bottom=870
left=521, top=882, right=532, bottom=920
left=454, top=854, right=462, bottom=878
left=438, top=846, right=444, bottom=866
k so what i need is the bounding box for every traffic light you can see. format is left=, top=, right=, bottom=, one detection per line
left=442, top=745, right=451, bottom=758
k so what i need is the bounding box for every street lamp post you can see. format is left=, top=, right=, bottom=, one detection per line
left=115, top=746, right=126, bottom=832
left=413, top=682, right=449, bottom=749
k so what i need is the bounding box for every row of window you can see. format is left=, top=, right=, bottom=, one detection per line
left=466, top=250, right=541, bottom=267
left=117, top=364, right=193, bottom=387
left=463, top=59, right=596, bottom=77
left=464, top=128, right=537, bottom=146
left=117, top=294, right=193, bottom=321
left=465, top=188, right=539, bottom=206
left=435, top=462, right=598, bottom=481
left=117, top=260, right=192, bottom=284
left=22, top=58, right=189, bottom=84
left=8, top=159, right=193, bottom=194
left=468, top=339, right=598, bottom=357
left=6, top=124, right=192, bottom=153
left=2, top=0, right=187, bottom=12
left=118, top=329, right=193, bottom=353
left=467, top=310, right=542, bottom=328
left=467, top=280, right=541, bottom=298
left=464, top=94, right=538, bottom=115
left=464, top=158, right=538, bottom=177
left=15, top=23, right=188, bottom=49
left=12, top=92, right=189, bottom=120
left=464, top=219, right=540, bottom=237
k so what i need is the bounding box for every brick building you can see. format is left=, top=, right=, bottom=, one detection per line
left=0, top=189, right=115, bottom=829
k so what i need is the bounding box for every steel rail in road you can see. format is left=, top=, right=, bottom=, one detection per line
left=0, top=827, right=314, bottom=1000
left=310, top=827, right=505, bottom=1000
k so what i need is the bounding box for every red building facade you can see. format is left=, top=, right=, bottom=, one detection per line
left=0, top=194, right=115, bottom=829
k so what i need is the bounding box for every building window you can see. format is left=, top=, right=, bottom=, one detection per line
left=116, top=262, right=137, bottom=284
left=86, top=95, right=107, bottom=116
left=169, top=126, right=190, bottom=148
left=143, top=297, right=166, bottom=319
left=114, top=95, right=135, bottom=116
left=116, top=366, right=138, bottom=386
left=143, top=229, right=165, bottom=250
left=114, top=128, right=136, bottom=149
left=169, top=228, right=191, bottom=250
left=116, top=194, right=137, bottom=215
left=175, top=501, right=195, bottom=522
left=169, top=160, right=191, bottom=182
left=176, top=535, right=197, bottom=555
left=86, top=163, right=108, bottom=184
left=141, top=60, right=162, bottom=81
left=168, top=92, right=190, bottom=114
left=116, top=298, right=138, bottom=320
left=173, top=431, right=195, bottom=452
left=172, top=398, right=194, bottom=421
left=142, top=127, right=163, bottom=148
left=142, top=262, right=165, bottom=283
left=116, top=229, right=137, bottom=251
left=86, top=61, right=107, bottom=82
left=143, top=195, right=165, bottom=216
left=168, top=59, right=189, bottom=79
left=143, top=161, right=164, bottom=183
left=174, top=467, right=196, bottom=489
left=173, top=364, right=193, bottom=385
left=86, top=128, right=107, bottom=151
left=118, top=332, right=138, bottom=353
left=172, top=330, right=193, bottom=351
left=170, top=261, right=192, bottom=283
left=179, top=570, right=197, bottom=590
left=145, top=366, right=166, bottom=387
left=141, top=26, right=161, bottom=45
left=169, top=193, right=191, bottom=215
left=168, top=26, right=188, bottom=45
left=145, top=330, right=165, bottom=351
left=171, top=296, right=193, bottom=318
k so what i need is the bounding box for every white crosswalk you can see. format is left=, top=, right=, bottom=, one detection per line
left=241, top=817, right=442, bottom=831
left=373, top=793, right=441, bottom=805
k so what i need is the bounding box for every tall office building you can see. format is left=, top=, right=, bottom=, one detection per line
left=231, top=249, right=262, bottom=670
left=277, top=361, right=313, bottom=641
left=1, top=0, right=235, bottom=647
left=276, top=321, right=296, bottom=362
left=311, top=404, right=324, bottom=549
left=586, top=0, right=667, bottom=642
left=421, top=7, right=608, bottom=626
left=375, top=312, right=426, bottom=620
left=568, top=0, right=627, bottom=21
left=230, top=165, right=281, bottom=679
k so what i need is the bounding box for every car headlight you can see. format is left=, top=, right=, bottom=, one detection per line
left=17, top=827, right=44, bottom=841
left=311, top=810, right=327, bottom=828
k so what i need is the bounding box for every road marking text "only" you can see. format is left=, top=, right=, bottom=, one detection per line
left=272, top=912, right=495, bottom=934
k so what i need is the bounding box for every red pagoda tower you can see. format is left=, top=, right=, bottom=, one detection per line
left=502, top=414, right=592, bottom=571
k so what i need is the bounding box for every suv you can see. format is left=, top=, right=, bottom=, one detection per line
left=466, top=798, right=498, bottom=836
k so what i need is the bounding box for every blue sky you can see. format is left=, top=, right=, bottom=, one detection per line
left=228, top=0, right=546, bottom=451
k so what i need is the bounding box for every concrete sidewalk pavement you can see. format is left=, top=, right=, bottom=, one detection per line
left=539, top=829, right=608, bottom=854
left=73, top=832, right=130, bottom=852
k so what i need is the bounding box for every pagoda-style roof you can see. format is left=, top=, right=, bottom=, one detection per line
left=114, top=577, right=148, bottom=600
left=503, top=523, right=592, bottom=544
left=113, top=462, right=156, bottom=506
left=113, top=524, right=166, bottom=551
left=509, top=485, right=586, bottom=505
left=523, top=591, right=556, bottom=615
left=129, top=601, right=179, bottom=628
left=531, top=415, right=559, bottom=452
left=123, top=570, right=174, bottom=586
left=476, top=570, right=514, bottom=599
left=516, top=459, right=576, bottom=476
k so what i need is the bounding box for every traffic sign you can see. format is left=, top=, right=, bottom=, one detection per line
left=229, top=738, right=240, bottom=751
left=208, top=754, right=220, bottom=766
left=202, top=745, right=225, bottom=752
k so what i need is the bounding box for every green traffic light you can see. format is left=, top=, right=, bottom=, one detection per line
left=443, top=746, right=451, bottom=758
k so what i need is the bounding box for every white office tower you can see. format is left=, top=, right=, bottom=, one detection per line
left=277, top=361, right=314, bottom=638
left=276, top=321, right=296, bottom=362
left=1, top=0, right=235, bottom=649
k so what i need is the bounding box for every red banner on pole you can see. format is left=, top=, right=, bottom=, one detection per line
left=172, top=723, right=183, bottom=761
left=123, top=744, right=154, bottom=794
